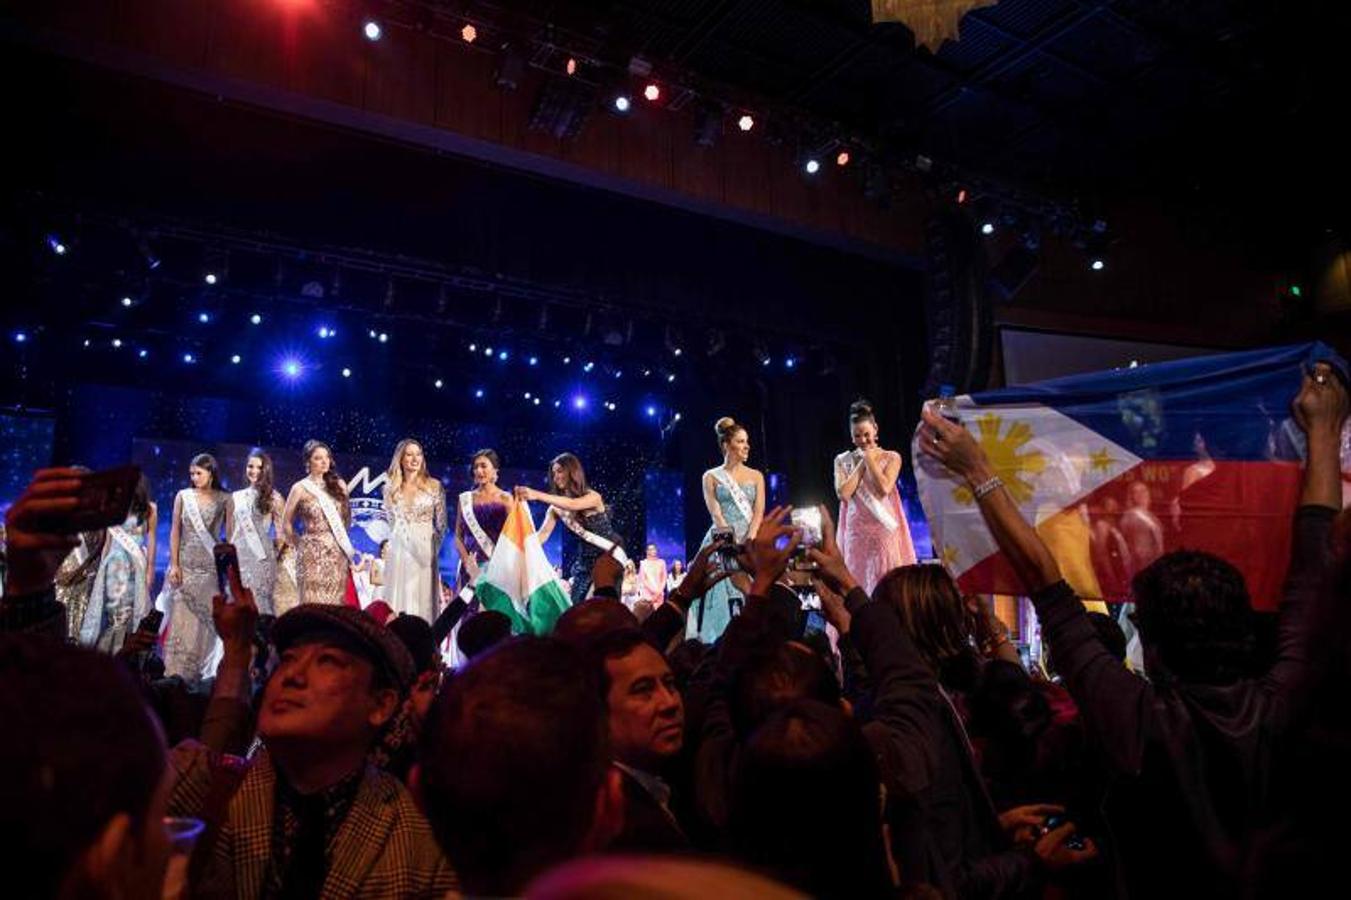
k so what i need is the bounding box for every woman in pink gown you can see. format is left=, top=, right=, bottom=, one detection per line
left=834, top=399, right=917, bottom=594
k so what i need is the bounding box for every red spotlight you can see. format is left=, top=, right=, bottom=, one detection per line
left=566, top=57, right=578, bottom=76
left=643, top=83, right=661, bottom=102
left=836, top=150, right=851, bottom=167
left=956, top=188, right=968, bottom=205
left=461, top=23, right=477, bottom=43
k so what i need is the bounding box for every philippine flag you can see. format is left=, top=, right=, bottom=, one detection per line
left=913, top=342, right=1349, bottom=610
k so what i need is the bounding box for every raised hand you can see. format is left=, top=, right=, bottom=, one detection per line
left=2, top=468, right=83, bottom=596
left=212, top=556, right=259, bottom=655
left=739, top=505, right=802, bottom=596
left=806, top=504, right=859, bottom=596
left=918, top=404, right=988, bottom=483
left=668, top=542, right=733, bottom=610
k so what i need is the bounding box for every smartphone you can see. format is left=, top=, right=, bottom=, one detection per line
left=135, top=609, right=164, bottom=635
left=789, top=507, right=822, bottom=570
left=1043, top=814, right=1086, bottom=851
left=214, top=542, right=241, bottom=602
left=804, top=608, right=827, bottom=637
left=64, top=465, right=141, bottom=532
left=710, top=528, right=740, bottom=575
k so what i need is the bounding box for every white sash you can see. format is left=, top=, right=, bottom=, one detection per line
left=181, top=490, right=219, bottom=558
left=300, top=479, right=355, bottom=559
left=459, top=491, right=496, bottom=558
left=709, top=467, right=755, bottom=529
left=82, top=524, right=149, bottom=645
left=838, top=451, right=900, bottom=532
left=557, top=509, right=629, bottom=566
left=231, top=488, right=268, bottom=561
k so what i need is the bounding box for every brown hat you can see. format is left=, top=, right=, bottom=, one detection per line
left=272, top=604, right=416, bottom=692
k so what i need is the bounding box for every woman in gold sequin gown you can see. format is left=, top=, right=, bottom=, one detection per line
left=282, top=440, right=353, bottom=606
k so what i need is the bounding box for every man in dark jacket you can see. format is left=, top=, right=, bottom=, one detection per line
left=916, top=363, right=1347, bottom=898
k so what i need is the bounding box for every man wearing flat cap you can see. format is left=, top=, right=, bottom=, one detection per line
left=167, top=568, right=456, bottom=899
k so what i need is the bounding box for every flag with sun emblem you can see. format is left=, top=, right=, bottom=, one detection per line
left=913, top=342, right=1348, bottom=610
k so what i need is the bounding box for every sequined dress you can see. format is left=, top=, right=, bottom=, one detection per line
left=385, top=484, right=447, bottom=621
left=231, top=488, right=284, bottom=615
left=295, top=487, right=351, bottom=606
left=165, top=490, right=227, bottom=685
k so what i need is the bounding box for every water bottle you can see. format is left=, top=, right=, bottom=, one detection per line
left=933, top=383, right=961, bottom=424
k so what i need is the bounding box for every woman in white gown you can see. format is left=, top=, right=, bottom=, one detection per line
left=382, top=438, right=447, bottom=622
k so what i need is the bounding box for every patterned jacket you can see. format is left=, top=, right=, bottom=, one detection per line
left=169, top=741, right=458, bottom=899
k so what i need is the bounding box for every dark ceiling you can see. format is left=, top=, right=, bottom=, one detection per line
left=534, top=0, right=1348, bottom=256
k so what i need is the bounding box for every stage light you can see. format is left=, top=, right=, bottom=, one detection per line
left=139, top=349, right=148, bottom=359
left=47, top=235, right=67, bottom=255
left=204, top=273, right=218, bottom=285
left=613, top=95, right=631, bottom=113
left=605, top=401, right=617, bottom=411
left=498, top=350, right=508, bottom=361
left=231, top=354, right=241, bottom=364
left=378, top=332, right=388, bottom=343
left=674, top=412, right=682, bottom=421
left=646, top=406, right=657, bottom=417
left=614, top=370, right=622, bottom=379
left=667, top=373, right=676, bottom=383
left=804, top=159, right=820, bottom=175
left=643, top=369, right=651, bottom=376
left=644, top=83, right=660, bottom=102
left=1290, top=284, right=1303, bottom=298
left=112, top=338, right=123, bottom=349
left=528, top=355, right=538, bottom=366
left=981, top=222, right=995, bottom=235
left=469, top=343, right=477, bottom=352
left=566, top=57, right=578, bottom=76
left=342, top=367, right=352, bottom=378
left=435, top=379, right=444, bottom=389
left=83, top=339, right=91, bottom=348
left=475, top=388, right=485, bottom=398
left=121, top=296, right=133, bottom=308
left=183, top=353, right=196, bottom=364
left=583, top=361, right=595, bottom=372
left=673, top=347, right=683, bottom=357
left=534, top=397, right=541, bottom=406
left=13, top=331, right=27, bottom=343
left=785, top=357, right=796, bottom=369
left=761, top=357, right=771, bottom=366
left=563, top=356, right=572, bottom=364
left=197, top=312, right=211, bottom=323
left=524, top=391, right=532, bottom=399
left=317, top=326, right=334, bottom=339
left=484, top=346, right=493, bottom=357
left=363, top=20, right=381, bottom=41
left=369, top=329, right=378, bottom=338
left=554, top=400, right=561, bottom=408
left=281, top=359, right=302, bottom=378
left=461, top=24, right=477, bottom=43
left=573, top=395, right=588, bottom=410
left=1091, top=258, right=1105, bottom=271
left=737, top=114, right=754, bottom=132
left=836, top=151, right=850, bottom=167
left=251, top=314, right=262, bottom=325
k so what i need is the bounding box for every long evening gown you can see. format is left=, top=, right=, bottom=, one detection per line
left=82, top=514, right=151, bottom=652
left=687, top=481, right=757, bottom=643
left=231, top=488, right=283, bottom=615
left=559, top=507, right=622, bottom=606
left=295, top=490, right=350, bottom=605
left=385, top=484, right=447, bottom=622
left=165, top=490, right=227, bottom=686
left=835, top=450, right=917, bottom=595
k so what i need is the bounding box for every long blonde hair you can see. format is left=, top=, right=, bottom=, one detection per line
left=384, top=438, right=433, bottom=504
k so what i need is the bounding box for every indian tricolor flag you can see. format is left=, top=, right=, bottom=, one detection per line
left=475, top=500, right=573, bottom=635
left=914, top=342, right=1349, bottom=611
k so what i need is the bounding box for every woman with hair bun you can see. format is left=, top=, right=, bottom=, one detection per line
left=688, top=416, right=765, bottom=642
left=834, top=399, right=916, bottom=594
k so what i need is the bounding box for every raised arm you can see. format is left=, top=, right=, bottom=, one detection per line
left=862, top=448, right=902, bottom=498
left=1265, top=364, right=1347, bottom=704
left=835, top=453, right=864, bottom=501
left=918, top=405, right=1151, bottom=774
left=522, top=487, right=602, bottom=513
left=536, top=505, right=557, bottom=544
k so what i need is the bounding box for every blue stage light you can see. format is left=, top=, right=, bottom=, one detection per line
left=474, top=388, right=485, bottom=398
left=183, top=353, right=196, bottom=364
left=573, top=395, right=588, bottom=410
left=646, top=406, right=657, bottom=417
left=281, top=358, right=301, bottom=378
left=251, top=314, right=262, bottom=325
left=139, top=349, right=148, bottom=359
left=317, top=326, right=334, bottom=339
left=121, top=297, right=133, bottom=308
left=204, top=273, right=217, bottom=285
left=47, top=235, right=67, bottom=255
left=231, top=354, right=241, bottom=364
left=198, top=312, right=211, bottom=324
left=13, top=331, right=27, bottom=343
left=342, top=368, right=352, bottom=378
left=498, top=350, right=508, bottom=361
left=529, top=356, right=538, bottom=366
left=484, top=346, right=493, bottom=357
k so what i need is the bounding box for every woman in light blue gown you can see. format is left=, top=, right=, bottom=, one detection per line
left=687, top=416, right=764, bottom=642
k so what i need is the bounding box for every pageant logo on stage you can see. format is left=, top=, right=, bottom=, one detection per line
left=346, top=466, right=390, bottom=549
